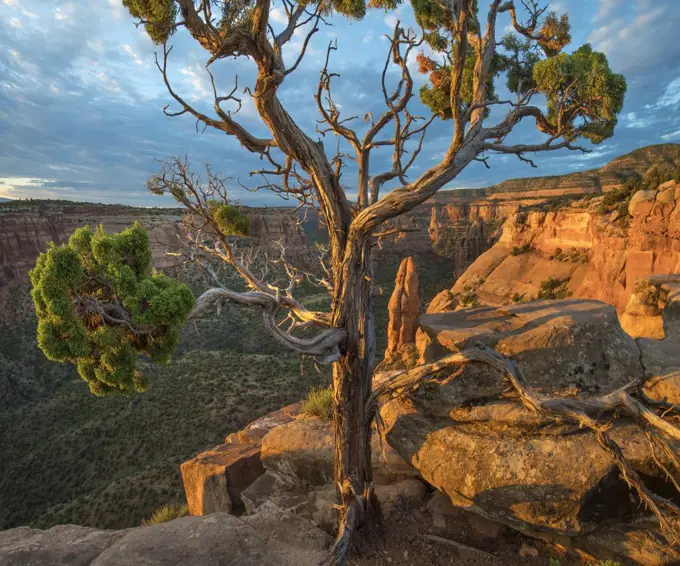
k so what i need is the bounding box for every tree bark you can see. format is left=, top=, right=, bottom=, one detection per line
left=329, top=236, right=379, bottom=559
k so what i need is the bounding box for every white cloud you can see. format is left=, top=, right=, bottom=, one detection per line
left=587, top=5, right=670, bottom=72
left=661, top=129, right=680, bottom=141
left=93, top=71, right=122, bottom=93
left=270, top=7, right=288, bottom=25
left=2, top=0, right=18, bottom=6
left=0, top=178, right=57, bottom=200
left=384, top=14, right=398, bottom=29
left=107, top=0, right=127, bottom=21
left=654, top=76, right=680, bottom=109
left=180, top=64, right=211, bottom=101
left=8, top=17, right=22, bottom=28
left=20, top=8, right=37, bottom=19
left=593, top=0, right=623, bottom=23
left=121, top=44, right=144, bottom=66
left=87, top=39, right=104, bottom=54
left=53, top=8, right=67, bottom=21
left=624, top=111, right=652, bottom=129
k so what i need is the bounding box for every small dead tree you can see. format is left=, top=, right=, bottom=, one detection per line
left=119, top=0, right=680, bottom=563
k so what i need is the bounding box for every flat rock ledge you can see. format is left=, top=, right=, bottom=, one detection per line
left=0, top=509, right=330, bottom=566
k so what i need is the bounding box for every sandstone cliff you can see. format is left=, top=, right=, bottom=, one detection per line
left=383, top=143, right=680, bottom=279
left=432, top=179, right=680, bottom=313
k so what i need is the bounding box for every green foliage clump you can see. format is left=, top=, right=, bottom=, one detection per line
left=122, top=0, right=177, bottom=44
left=537, top=277, right=572, bottom=300
left=548, top=247, right=589, bottom=264
left=142, top=503, right=189, bottom=526
left=511, top=242, right=532, bottom=256
left=533, top=44, right=626, bottom=143
left=459, top=288, right=479, bottom=308
left=418, top=50, right=498, bottom=120
left=211, top=203, right=250, bottom=237
left=29, top=223, right=194, bottom=396
left=302, top=386, right=334, bottom=421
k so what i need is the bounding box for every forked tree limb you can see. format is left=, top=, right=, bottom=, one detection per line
left=190, top=287, right=345, bottom=364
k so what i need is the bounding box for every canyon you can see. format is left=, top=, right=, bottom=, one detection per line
left=2, top=143, right=680, bottom=560
left=435, top=179, right=680, bottom=318
left=2, top=144, right=679, bottom=291
left=0, top=201, right=307, bottom=286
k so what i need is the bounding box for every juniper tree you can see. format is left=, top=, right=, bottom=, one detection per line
left=30, top=223, right=194, bottom=396
left=93, top=0, right=680, bottom=561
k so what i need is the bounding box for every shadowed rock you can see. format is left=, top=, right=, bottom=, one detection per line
left=0, top=510, right=329, bottom=566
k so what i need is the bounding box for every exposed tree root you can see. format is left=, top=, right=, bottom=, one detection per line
left=367, top=343, right=680, bottom=552
left=320, top=481, right=377, bottom=566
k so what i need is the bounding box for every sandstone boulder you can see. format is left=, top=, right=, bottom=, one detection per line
left=182, top=403, right=301, bottom=516
left=224, top=402, right=300, bottom=444
left=426, top=289, right=458, bottom=314
left=260, top=415, right=418, bottom=486
left=180, top=442, right=264, bottom=516
left=624, top=274, right=680, bottom=405
left=640, top=337, right=680, bottom=405
left=385, top=257, right=420, bottom=360
left=417, top=299, right=642, bottom=400
left=382, top=299, right=676, bottom=535
left=628, top=189, right=658, bottom=216
left=620, top=274, right=680, bottom=339
left=0, top=525, right=126, bottom=566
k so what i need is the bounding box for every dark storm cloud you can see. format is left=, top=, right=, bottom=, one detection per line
left=1, top=0, right=680, bottom=206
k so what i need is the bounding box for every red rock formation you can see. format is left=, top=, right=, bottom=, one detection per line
left=385, top=257, right=420, bottom=358
left=432, top=180, right=680, bottom=314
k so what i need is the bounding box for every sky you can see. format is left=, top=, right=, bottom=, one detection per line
left=1, top=0, right=680, bottom=207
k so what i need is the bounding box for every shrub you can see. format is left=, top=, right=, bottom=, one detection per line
left=459, top=291, right=479, bottom=308
left=29, top=223, right=194, bottom=396
left=511, top=242, right=532, bottom=256
left=302, top=386, right=333, bottom=420
left=142, top=504, right=189, bottom=526
left=549, top=247, right=589, bottom=264
left=211, top=204, right=249, bottom=236
left=537, top=277, right=572, bottom=300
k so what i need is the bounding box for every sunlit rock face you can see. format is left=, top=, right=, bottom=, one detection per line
left=427, top=179, right=680, bottom=314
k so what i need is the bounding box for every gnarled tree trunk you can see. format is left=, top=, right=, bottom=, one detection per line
left=329, top=237, right=379, bottom=558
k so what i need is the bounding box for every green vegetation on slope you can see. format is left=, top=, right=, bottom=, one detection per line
left=0, top=250, right=455, bottom=530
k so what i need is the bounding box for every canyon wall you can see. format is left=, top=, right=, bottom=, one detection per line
left=441, top=180, right=680, bottom=313
left=383, top=144, right=680, bottom=278
left=0, top=202, right=306, bottom=286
